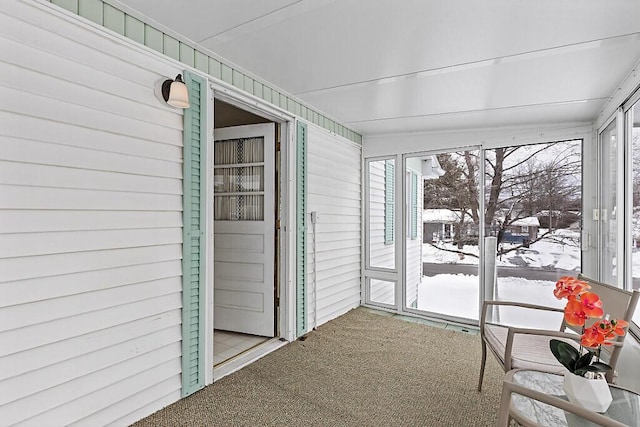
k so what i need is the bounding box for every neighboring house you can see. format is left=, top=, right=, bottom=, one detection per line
left=423, top=209, right=473, bottom=243
left=503, top=217, right=540, bottom=244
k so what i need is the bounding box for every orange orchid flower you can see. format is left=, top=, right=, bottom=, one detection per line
left=581, top=325, right=606, bottom=348
left=612, top=319, right=629, bottom=334
left=554, top=276, right=590, bottom=300
left=581, top=318, right=628, bottom=347
left=564, top=299, right=589, bottom=326
left=578, top=292, right=604, bottom=318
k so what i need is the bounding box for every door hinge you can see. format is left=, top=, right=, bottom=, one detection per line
left=276, top=219, right=281, bottom=230
left=276, top=141, right=281, bottom=152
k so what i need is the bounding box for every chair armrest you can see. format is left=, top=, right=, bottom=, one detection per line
left=499, top=369, right=628, bottom=427
left=480, top=300, right=564, bottom=331
left=506, top=327, right=623, bottom=347
left=482, top=300, right=564, bottom=313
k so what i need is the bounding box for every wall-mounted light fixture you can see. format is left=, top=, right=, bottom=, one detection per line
left=160, top=74, right=190, bottom=108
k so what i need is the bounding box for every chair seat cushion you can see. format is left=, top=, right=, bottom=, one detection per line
left=484, top=324, right=578, bottom=374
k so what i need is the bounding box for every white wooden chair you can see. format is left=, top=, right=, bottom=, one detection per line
left=478, top=275, right=640, bottom=391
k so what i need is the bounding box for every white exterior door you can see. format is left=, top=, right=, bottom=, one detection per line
left=213, top=123, right=275, bottom=337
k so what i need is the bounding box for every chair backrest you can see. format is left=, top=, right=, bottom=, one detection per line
left=576, top=274, right=639, bottom=330
left=575, top=274, right=640, bottom=379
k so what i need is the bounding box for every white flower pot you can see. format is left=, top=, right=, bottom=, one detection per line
left=563, top=373, right=613, bottom=413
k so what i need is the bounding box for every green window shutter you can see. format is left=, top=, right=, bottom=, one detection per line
left=384, top=160, right=394, bottom=244
left=296, top=121, right=307, bottom=337
left=411, top=171, right=418, bottom=240
left=181, top=71, right=207, bottom=397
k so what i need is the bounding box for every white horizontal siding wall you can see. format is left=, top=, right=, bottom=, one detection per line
left=306, top=126, right=361, bottom=328
left=405, top=162, right=423, bottom=309
left=0, top=1, right=185, bottom=425
left=367, top=161, right=395, bottom=305
left=368, top=161, right=395, bottom=270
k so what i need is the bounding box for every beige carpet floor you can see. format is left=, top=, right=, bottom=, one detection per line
left=134, top=307, right=503, bottom=426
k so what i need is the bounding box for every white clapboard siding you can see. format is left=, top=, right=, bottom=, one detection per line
left=405, top=166, right=423, bottom=309
left=0, top=210, right=183, bottom=233
left=306, top=125, right=362, bottom=328
left=367, top=160, right=396, bottom=306
left=0, top=1, right=184, bottom=425
left=368, top=160, right=395, bottom=270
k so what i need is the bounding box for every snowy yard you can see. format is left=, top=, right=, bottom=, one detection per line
left=417, top=274, right=564, bottom=328
left=422, top=228, right=581, bottom=271
left=417, top=229, right=576, bottom=325
left=416, top=228, right=640, bottom=324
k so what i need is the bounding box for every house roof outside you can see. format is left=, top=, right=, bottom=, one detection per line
left=510, top=217, right=541, bottom=227
left=423, top=209, right=472, bottom=224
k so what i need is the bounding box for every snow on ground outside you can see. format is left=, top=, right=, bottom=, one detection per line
left=418, top=229, right=573, bottom=326
left=423, top=227, right=640, bottom=276
left=417, top=274, right=564, bottom=329
left=423, top=228, right=581, bottom=271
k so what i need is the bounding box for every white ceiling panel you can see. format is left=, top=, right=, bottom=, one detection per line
left=116, top=0, right=640, bottom=136
left=352, top=101, right=602, bottom=135
left=298, top=34, right=640, bottom=126
left=112, top=0, right=300, bottom=43
left=202, top=0, right=640, bottom=95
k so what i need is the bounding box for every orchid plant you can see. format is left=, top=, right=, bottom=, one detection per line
left=549, top=276, right=628, bottom=378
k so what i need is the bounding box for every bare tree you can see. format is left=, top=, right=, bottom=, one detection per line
left=423, top=141, right=582, bottom=257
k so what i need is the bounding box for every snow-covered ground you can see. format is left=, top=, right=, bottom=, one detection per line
left=416, top=274, right=564, bottom=329
left=423, top=228, right=581, bottom=271
left=418, top=229, right=576, bottom=326
left=416, top=228, right=640, bottom=325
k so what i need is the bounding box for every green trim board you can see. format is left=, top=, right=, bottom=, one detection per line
left=45, top=0, right=362, bottom=145
left=181, top=71, right=207, bottom=397
left=296, top=121, right=307, bottom=337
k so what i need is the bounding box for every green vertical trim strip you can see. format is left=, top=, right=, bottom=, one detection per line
left=296, top=121, right=307, bottom=337
left=103, top=3, right=124, bottom=34
left=384, top=160, right=394, bottom=244
left=52, top=0, right=78, bottom=14
left=78, top=0, right=103, bottom=25
left=144, top=25, right=163, bottom=52
left=411, top=172, right=418, bottom=240
left=181, top=70, right=207, bottom=397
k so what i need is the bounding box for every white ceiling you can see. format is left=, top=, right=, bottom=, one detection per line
left=116, top=0, right=640, bottom=136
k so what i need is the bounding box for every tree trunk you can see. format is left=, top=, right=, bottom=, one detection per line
left=485, top=148, right=505, bottom=228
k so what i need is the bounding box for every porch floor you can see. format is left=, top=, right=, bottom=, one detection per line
left=135, top=307, right=503, bottom=426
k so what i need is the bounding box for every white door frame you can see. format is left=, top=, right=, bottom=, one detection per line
left=203, top=79, right=297, bottom=385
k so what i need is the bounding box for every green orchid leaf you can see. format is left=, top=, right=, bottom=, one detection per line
left=585, top=362, right=613, bottom=373
left=574, top=352, right=594, bottom=371
left=550, top=339, right=579, bottom=372
left=574, top=367, right=588, bottom=376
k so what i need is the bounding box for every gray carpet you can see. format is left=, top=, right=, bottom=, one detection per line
left=134, top=308, right=503, bottom=426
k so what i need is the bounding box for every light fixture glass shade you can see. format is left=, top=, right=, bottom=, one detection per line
left=167, top=80, right=190, bottom=108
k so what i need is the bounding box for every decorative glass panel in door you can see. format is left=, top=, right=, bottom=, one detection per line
left=214, top=137, right=265, bottom=220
